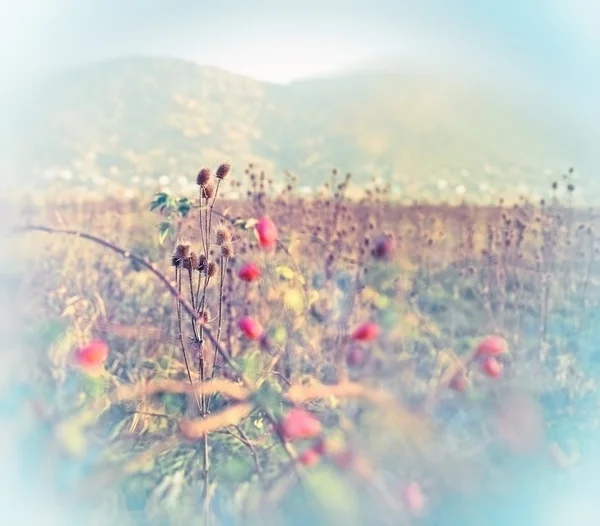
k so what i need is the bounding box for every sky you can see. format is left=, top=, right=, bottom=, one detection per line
left=1, top=0, right=599, bottom=85
left=0, top=0, right=599, bottom=134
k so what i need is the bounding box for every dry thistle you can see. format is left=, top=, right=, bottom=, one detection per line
left=183, top=251, right=199, bottom=271
left=172, top=242, right=191, bottom=267
left=198, top=309, right=211, bottom=325
left=196, top=167, right=212, bottom=187
left=216, top=225, right=233, bottom=245
left=207, top=261, right=218, bottom=278
left=202, top=182, right=215, bottom=199
left=197, top=253, right=208, bottom=273
left=221, top=243, right=234, bottom=259
left=216, top=162, right=231, bottom=180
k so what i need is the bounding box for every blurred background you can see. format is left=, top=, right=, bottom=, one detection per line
left=1, top=0, right=599, bottom=201
left=1, top=1, right=600, bottom=525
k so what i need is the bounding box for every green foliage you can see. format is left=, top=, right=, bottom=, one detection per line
left=150, top=191, right=194, bottom=245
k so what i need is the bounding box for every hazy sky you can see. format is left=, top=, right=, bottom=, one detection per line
left=0, top=0, right=599, bottom=133
left=2, top=0, right=599, bottom=86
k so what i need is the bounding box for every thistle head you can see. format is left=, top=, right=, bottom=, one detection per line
left=196, top=167, right=212, bottom=187
left=216, top=162, right=232, bottom=180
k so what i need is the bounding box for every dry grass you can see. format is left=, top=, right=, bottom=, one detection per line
left=5, top=164, right=600, bottom=525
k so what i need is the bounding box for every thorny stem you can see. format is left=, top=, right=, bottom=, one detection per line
left=208, top=179, right=222, bottom=246
left=196, top=273, right=211, bottom=314
left=187, top=267, right=196, bottom=311
left=204, top=195, right=211, bottom=260
left=198, top=188, right=206, bottom=255
left=206, top=256, right=228, bottom=410
left=176, top=266, right=202, bottom=414
left=195, top=270, right=202, bottom=307
left=194, top=194, right=211, bottom=523
left=216, top=257, right=227, bottom=344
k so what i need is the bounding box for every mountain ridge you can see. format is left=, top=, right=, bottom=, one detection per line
left=8, top=56, right=599, bottom=202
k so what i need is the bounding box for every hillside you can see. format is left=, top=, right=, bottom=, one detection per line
left=9, top=56, right=599, bottom=201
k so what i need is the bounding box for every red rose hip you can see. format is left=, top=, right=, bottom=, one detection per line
left=238, top=262, right=261, bottom=282
left=351, top=322, right=380, bottom=342
left=279, top=408, right=322, bottom=441
left=74, top=339, right=109, bottom=369
left=482, top=356, right=502, bottom=378
left=476, top=335, right=508, bottom=357
left=256, top=216, right=278, bottom=250
left=298, top=448, right=321, bottom=466
left=238, top=316, right=263, bottom=340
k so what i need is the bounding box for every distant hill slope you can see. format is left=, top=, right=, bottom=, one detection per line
left=10, top=56, right=599, bottom=201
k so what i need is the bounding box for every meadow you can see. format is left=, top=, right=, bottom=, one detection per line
left=4, top=163, right=600, bottom=525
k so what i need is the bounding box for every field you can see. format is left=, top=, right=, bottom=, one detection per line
left=4, top=164, right=600, bottom=525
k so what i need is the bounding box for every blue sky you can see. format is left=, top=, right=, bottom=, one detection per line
left=2, top=0, right=598, bottom=85
left=0, top=0, right=598, bottom=129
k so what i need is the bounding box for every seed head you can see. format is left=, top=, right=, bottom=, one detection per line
left=196, top=167, right=212, bottom=187
left=174, top=242, right=190, bottom=259
left=207, top=261, right=218, bottom=278
left=172, top=242, right=191, bottom=266
left=183, top=251, right=199, bottom=271
left=202, top=182, right=215, bottom=199
left=221, top=242, right=234, bottom=258
left=216, top=225, right=233, bottom=245
left=197, top=253, right=208, bottom=273
left=372, top=233, right=396, bottom=261
left=198, top=309, right=211, bottom=325
left=216, top=162, right=231, bottom=180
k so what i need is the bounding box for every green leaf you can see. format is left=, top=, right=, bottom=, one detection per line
left=158, top=222, right=173, bottom=245
left=149, top=192, right=168, bottom=211
left=177, top=198, right=192, bottom=217
left=276, top=266, right=296, bottom=280
left=158, top=356, right=172, bottom=370
left=237, top=349, right=264, bottom=383
left=272, top=326, right=287, bottom=345
left=252, top=378, right=283, bottom=411
left=165, top=195, right=178, bottom=210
